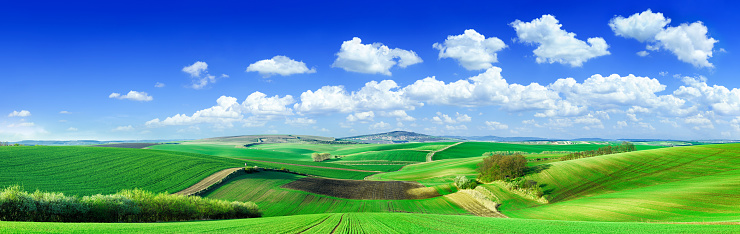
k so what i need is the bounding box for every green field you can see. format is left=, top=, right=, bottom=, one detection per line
left=368, top=156, right=483, bottom=186
left=204, top=171, right=469, bottom=217
left=338, top=150, right=429, bottom=162
left=502, top=144, right=740, bottom=222
left=0, top=146, right=243, bottom=196
left=2, top=212, right=738, bottom=233
left=432, top=142, right=664, bottom=160
left=240, top=160, right=376, bottom=180
left=149, top=144, right=308, bottom=160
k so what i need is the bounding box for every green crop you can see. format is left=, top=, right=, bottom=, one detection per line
left=433, top=142, right=663, bottom=160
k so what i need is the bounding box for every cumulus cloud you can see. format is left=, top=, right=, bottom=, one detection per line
left=511, top=14, right=610, bottom=67
left=445, top=125, right=468, bottom=131
left=285, top=117, right=316, bottom=126
left=346, top=111, right=375, bottom=122
left=154, top=82, right=165, bottom=88
left=332, top=37, right=422, bottom=75
left=370, top=121, right=391, bottom=129
left=112, top=125, right=134, bottom=131
left=246, top=55, right=316, bottom=77
left=485, top=121, right=508, bottom=130
left=183, top=61, right=221, bottom=89
left=433, top=29, right=507, bottom=70
left=8, top=110, right=31, bottom=117
left=610, top=9, right=717, bottom=68
left=146, top=92, right=294, bottom=128
left=380, top=110, right=416, bottom=122
left=673, top=76, right=740, bottom=116
left=431, top=112, right=471, bottom=124
left=637, top=51, right=649, bottom=57
left=683, top=113, right=714, bottom=130
left=109, top=91, right=153, bottom=102
left=293, top=80, right=418, bottom=115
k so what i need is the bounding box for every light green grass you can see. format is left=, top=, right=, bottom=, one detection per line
left=2, top=212, right=738, bottom=233
left=0, top=146, right=244, bottom=196
left=433, top=142, right=663, bottom=160
left=505, top=144, right=740, bottom=222
left=338, top=150, right=429, bottom=162
left=204, top=171, right=469, bottom=217
left=149, top=144, right=308, bottom=160
left=367, top=157, right=483, bottom=186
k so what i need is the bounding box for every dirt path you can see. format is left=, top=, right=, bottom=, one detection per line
left=445, top=192, right=508, bottom=218
left=174, top=168, right=242, bottom=196
left=237, top=158, right=382, bottom=173
left=426, top=142, right=463, bottom=162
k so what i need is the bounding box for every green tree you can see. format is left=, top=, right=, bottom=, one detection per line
left=477, top=154, right=527, bottom=183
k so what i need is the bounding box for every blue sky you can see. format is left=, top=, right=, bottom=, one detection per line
left=1, top=0, right=737, bottom=141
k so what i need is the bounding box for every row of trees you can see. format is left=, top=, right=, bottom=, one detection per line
left=477, top=154, right=527, bottom=183
left=311, top=153, right=332, bottom=162
left=0, top=186, right=260, bottom=222
left=560, top=142, right=636, bottom=161
left=0, top=142, right=20, bottom=146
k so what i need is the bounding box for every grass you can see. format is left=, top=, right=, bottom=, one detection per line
left=148, top=144, right=308, bottom=160
left=432, top=142, right=663, bottom=160
left=338, top=150, right=429, bottom=162
left=368, top=156, right=483, bottom=186
left=2, top=212, right=738, bottom=233
left=204, top=171, right=469, bottom=217
left=241, top=160, right=376, bottom=180
left=0, top=146, right=244, bottom=196
left=503, top=143, right=740, bottom=222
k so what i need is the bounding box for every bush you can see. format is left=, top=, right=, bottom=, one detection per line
left=477, top=154, right=527, bottom=183
left=453, top=176, right=477, bottom=189
left=311, top=152, right=332, bottom=162
left=0, top=186, right=260, bottom=222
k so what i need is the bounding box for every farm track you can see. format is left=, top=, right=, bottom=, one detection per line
left=174, top=168, right=242, bottom=196
left=445, top=192, right=508, bottom=218
left=237, top=158, right=382, bottom=172
left=427, top=142, right=463, bottom=162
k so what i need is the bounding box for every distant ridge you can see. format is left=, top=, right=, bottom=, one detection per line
left=442, top=135, right=548, bottom=142
left=340, top=131, right=459, bottom=144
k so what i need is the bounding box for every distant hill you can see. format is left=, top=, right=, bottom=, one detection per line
left=340, top=131, right=459, bottom=144
left=8, top=139, right=177, bottom=146
left=189, top=134, right=356, bottom=146
left=442, top=135, right=549, bottom=142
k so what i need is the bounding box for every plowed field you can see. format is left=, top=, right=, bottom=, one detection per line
left=281, top=177, right=440, bottom=200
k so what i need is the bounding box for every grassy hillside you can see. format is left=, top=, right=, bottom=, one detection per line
left=2, top=212, right=738, bottom=233
left=149, top=144, right=308, bottom=160
left=504, top=144, right=740, bottom=222
left=0, top=146, right=244, bottom=196
left=338, top=150, right=429, bottom=162
left=368, top=157, right=482, bottom=186
left=241, top=159, right=377, bottom=180
left=432, top=142, right=663, bottom=160
left=204, top=171, right=469, bottom=217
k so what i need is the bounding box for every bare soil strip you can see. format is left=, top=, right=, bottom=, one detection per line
left=91, top=143, right=160, bottom=149
left=282, top=177, right=441, bottom=200
left=426, top=142, right=464, bottom=162
left=445, top=192, right=508, bottom=218
left=174, top=168, right=242, bottom=196
left=237, top=158, right=382, bottom=173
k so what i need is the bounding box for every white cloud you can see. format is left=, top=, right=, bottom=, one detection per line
left=511, top=14, right=610, bottom=67
left=433, top=29, right=507, bottom=70
left=380, top=110, right=416, bottom=122
left=346, top=111, right=375, bottom=122
left=609, top=9, right=670, bottom=42
left=370, top=121, right=391, bottom=129
left=8, top=122, right=35, bottom=127
left=113, top=125, right=134, bottom=131
left=8, top=110, right=31, bottom=117
left=285, top=117, right=316, bottom=126
left=332, top=37, right=422, bottom=75
left=659, top=71, right=668, bottom=76
left=67, top=127, right=78, bottom=131
left=146, top=92, right=294, bottom=128
left=683, top=113, right=714, bottom=130
left=637, top=51, right=649, bottom=57
left=431, top=112, right=471, bottom=124
left=610, top=9, right=717, bottom=68
left=445, top=125, right=468, bottom=130
left=154, top=82, right=165, bottom=88
left=246, top=55, right=316, bottom=77
left=183, top=61, right=219, bottom=89
left=59, top=111, right=70, bottom=114
left=673, top=76, right=740, bottom=116
left=616, top=121, right=628, bottom=128
left=485, top=121, right=508, bottom=130
left=109, top=91, right=153, bottom=102
left=293, top=80, right=418, bottom=115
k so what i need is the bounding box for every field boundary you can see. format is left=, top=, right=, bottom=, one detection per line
left=237, top=158, right=382, bottom=172
left=427, top=142, right=463, bottom=162
left=174, top=167, right=244, bottom=196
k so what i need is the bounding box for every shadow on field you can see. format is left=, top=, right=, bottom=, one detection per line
left=525, top=164, right=551, bottom=175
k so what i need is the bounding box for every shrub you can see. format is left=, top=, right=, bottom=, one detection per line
left=0, top=186, right=260, bottom=222
left=477, top=154, right=527, bottom=183
left=311, top=152, right=332, bottom=162
left=453, top=176, right=477, bottom=189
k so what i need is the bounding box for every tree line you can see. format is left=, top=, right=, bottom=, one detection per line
left=560, top=142, right=636, bottom=161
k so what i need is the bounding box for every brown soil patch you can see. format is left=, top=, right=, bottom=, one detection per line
left=174, top=168, right=242, bottom=196
left=91, top=143, right=160, bottom=149
left=281, top=177, right=440, bottom=200
left=445, top=192, right=507, bottom=218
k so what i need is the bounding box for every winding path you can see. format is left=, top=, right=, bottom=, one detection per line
left=174, top=167, right=242, bottom=196
left=426, top=142, right=463, bottom=162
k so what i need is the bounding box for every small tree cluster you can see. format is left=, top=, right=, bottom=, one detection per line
left=311, top=153, right=332, bottom=162
left=453, top=175, right=477, bottom=189
left=504, top=178, right=544, bottom=198
left=477, top=154, right=527, bottom=183
left=560, top=141, right=636, bottom=161
left=0, top=186, right=260, bottom=222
